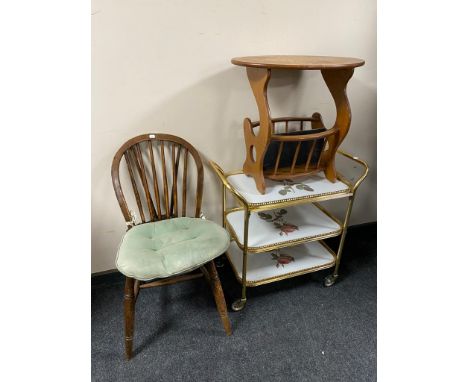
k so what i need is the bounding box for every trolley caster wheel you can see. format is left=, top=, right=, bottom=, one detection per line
left=231, top=299, right=246, bottom=312
left=324, top=274, right=338, bottom=287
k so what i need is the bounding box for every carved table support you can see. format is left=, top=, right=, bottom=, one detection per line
left=242, top=67, right=272, bottom=194
left=321, top=68, right=354, bottom=182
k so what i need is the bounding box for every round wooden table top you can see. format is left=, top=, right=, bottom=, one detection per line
left=231, top=55, right=365, bottom=70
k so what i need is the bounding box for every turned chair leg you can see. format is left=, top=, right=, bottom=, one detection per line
left=124, top=277, right=136, bottom=360
left=207, top=260, right=232, bottom=336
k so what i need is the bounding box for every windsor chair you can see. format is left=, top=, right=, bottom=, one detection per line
left=111, top=133, right=232, bottom=360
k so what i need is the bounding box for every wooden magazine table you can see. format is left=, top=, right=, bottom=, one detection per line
left=231, top=55, right=365, bottom=194
left=212, top=55, right=368, bottom=311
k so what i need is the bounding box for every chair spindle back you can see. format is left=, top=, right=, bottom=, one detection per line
left=112, top=134, right=204, bottom=226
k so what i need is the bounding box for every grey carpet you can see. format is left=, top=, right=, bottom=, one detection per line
left=92, top=223, right=376, bottom=382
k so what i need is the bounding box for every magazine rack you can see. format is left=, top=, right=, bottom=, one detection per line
left=231, top=55, right=365, bottom=194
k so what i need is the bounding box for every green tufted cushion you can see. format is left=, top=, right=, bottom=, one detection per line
left=116, top=217, right=230, bottom=281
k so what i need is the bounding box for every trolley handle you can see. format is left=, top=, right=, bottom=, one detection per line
left=209, top=161, right=249, bottom=208
left=336, top=150, right=369, bottom=193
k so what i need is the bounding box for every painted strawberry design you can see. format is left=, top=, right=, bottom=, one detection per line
left=275, top=222, right=299, bottom=236
left=258, top=209, right=299, bottom=236
left=271, top=252, right=295, bottom=268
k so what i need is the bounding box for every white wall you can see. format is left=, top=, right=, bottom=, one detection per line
left=92, top=0, right=376, bottom=272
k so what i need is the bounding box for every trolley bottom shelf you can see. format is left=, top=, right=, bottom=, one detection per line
left=226, top=241, right=336, bottom=287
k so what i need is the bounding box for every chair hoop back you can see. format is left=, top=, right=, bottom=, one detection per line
left=111, top=133, right=204, bottom=226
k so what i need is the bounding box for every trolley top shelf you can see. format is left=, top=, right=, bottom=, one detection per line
left=225, top=171, right=352, bottom=209
left=231, top=55, right=365, bottom=70
left=211, top=151, right=369, bottom=212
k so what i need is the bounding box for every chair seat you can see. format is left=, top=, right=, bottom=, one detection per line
left=116, top=217, right=230, bottom=281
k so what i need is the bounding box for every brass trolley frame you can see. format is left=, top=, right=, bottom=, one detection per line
left=211, top=150, right=369, bottom=311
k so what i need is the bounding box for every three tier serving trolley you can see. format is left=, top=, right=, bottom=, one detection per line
left=211, top=56, right=369, bottom=311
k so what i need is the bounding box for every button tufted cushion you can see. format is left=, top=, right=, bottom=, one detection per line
left=116, top=217, right=230, bottom=281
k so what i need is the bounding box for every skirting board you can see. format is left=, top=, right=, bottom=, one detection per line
left=91, top=221, right=376, bottom=288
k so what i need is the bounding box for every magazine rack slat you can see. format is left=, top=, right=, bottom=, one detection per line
left=231, top=55, right=365, bottom=194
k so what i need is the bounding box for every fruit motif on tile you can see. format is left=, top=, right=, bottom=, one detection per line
left=271, top=252, right=295, bottom=268
left=258, top=209, right=299, bottom=236
left=277, top=179, right=314, bottom=196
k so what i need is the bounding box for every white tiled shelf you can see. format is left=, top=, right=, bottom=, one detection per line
left=225, top=203, right=342, bottom=252
left=226, top=171, right=351, bottom=208
left=226, top=241, right=336, bottom=286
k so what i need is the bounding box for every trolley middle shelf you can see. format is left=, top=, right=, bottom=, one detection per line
left=225, top=203, right=342, bottom=253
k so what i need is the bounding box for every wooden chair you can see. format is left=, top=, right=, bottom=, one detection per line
left=111, top=133, right=232, bottom=360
